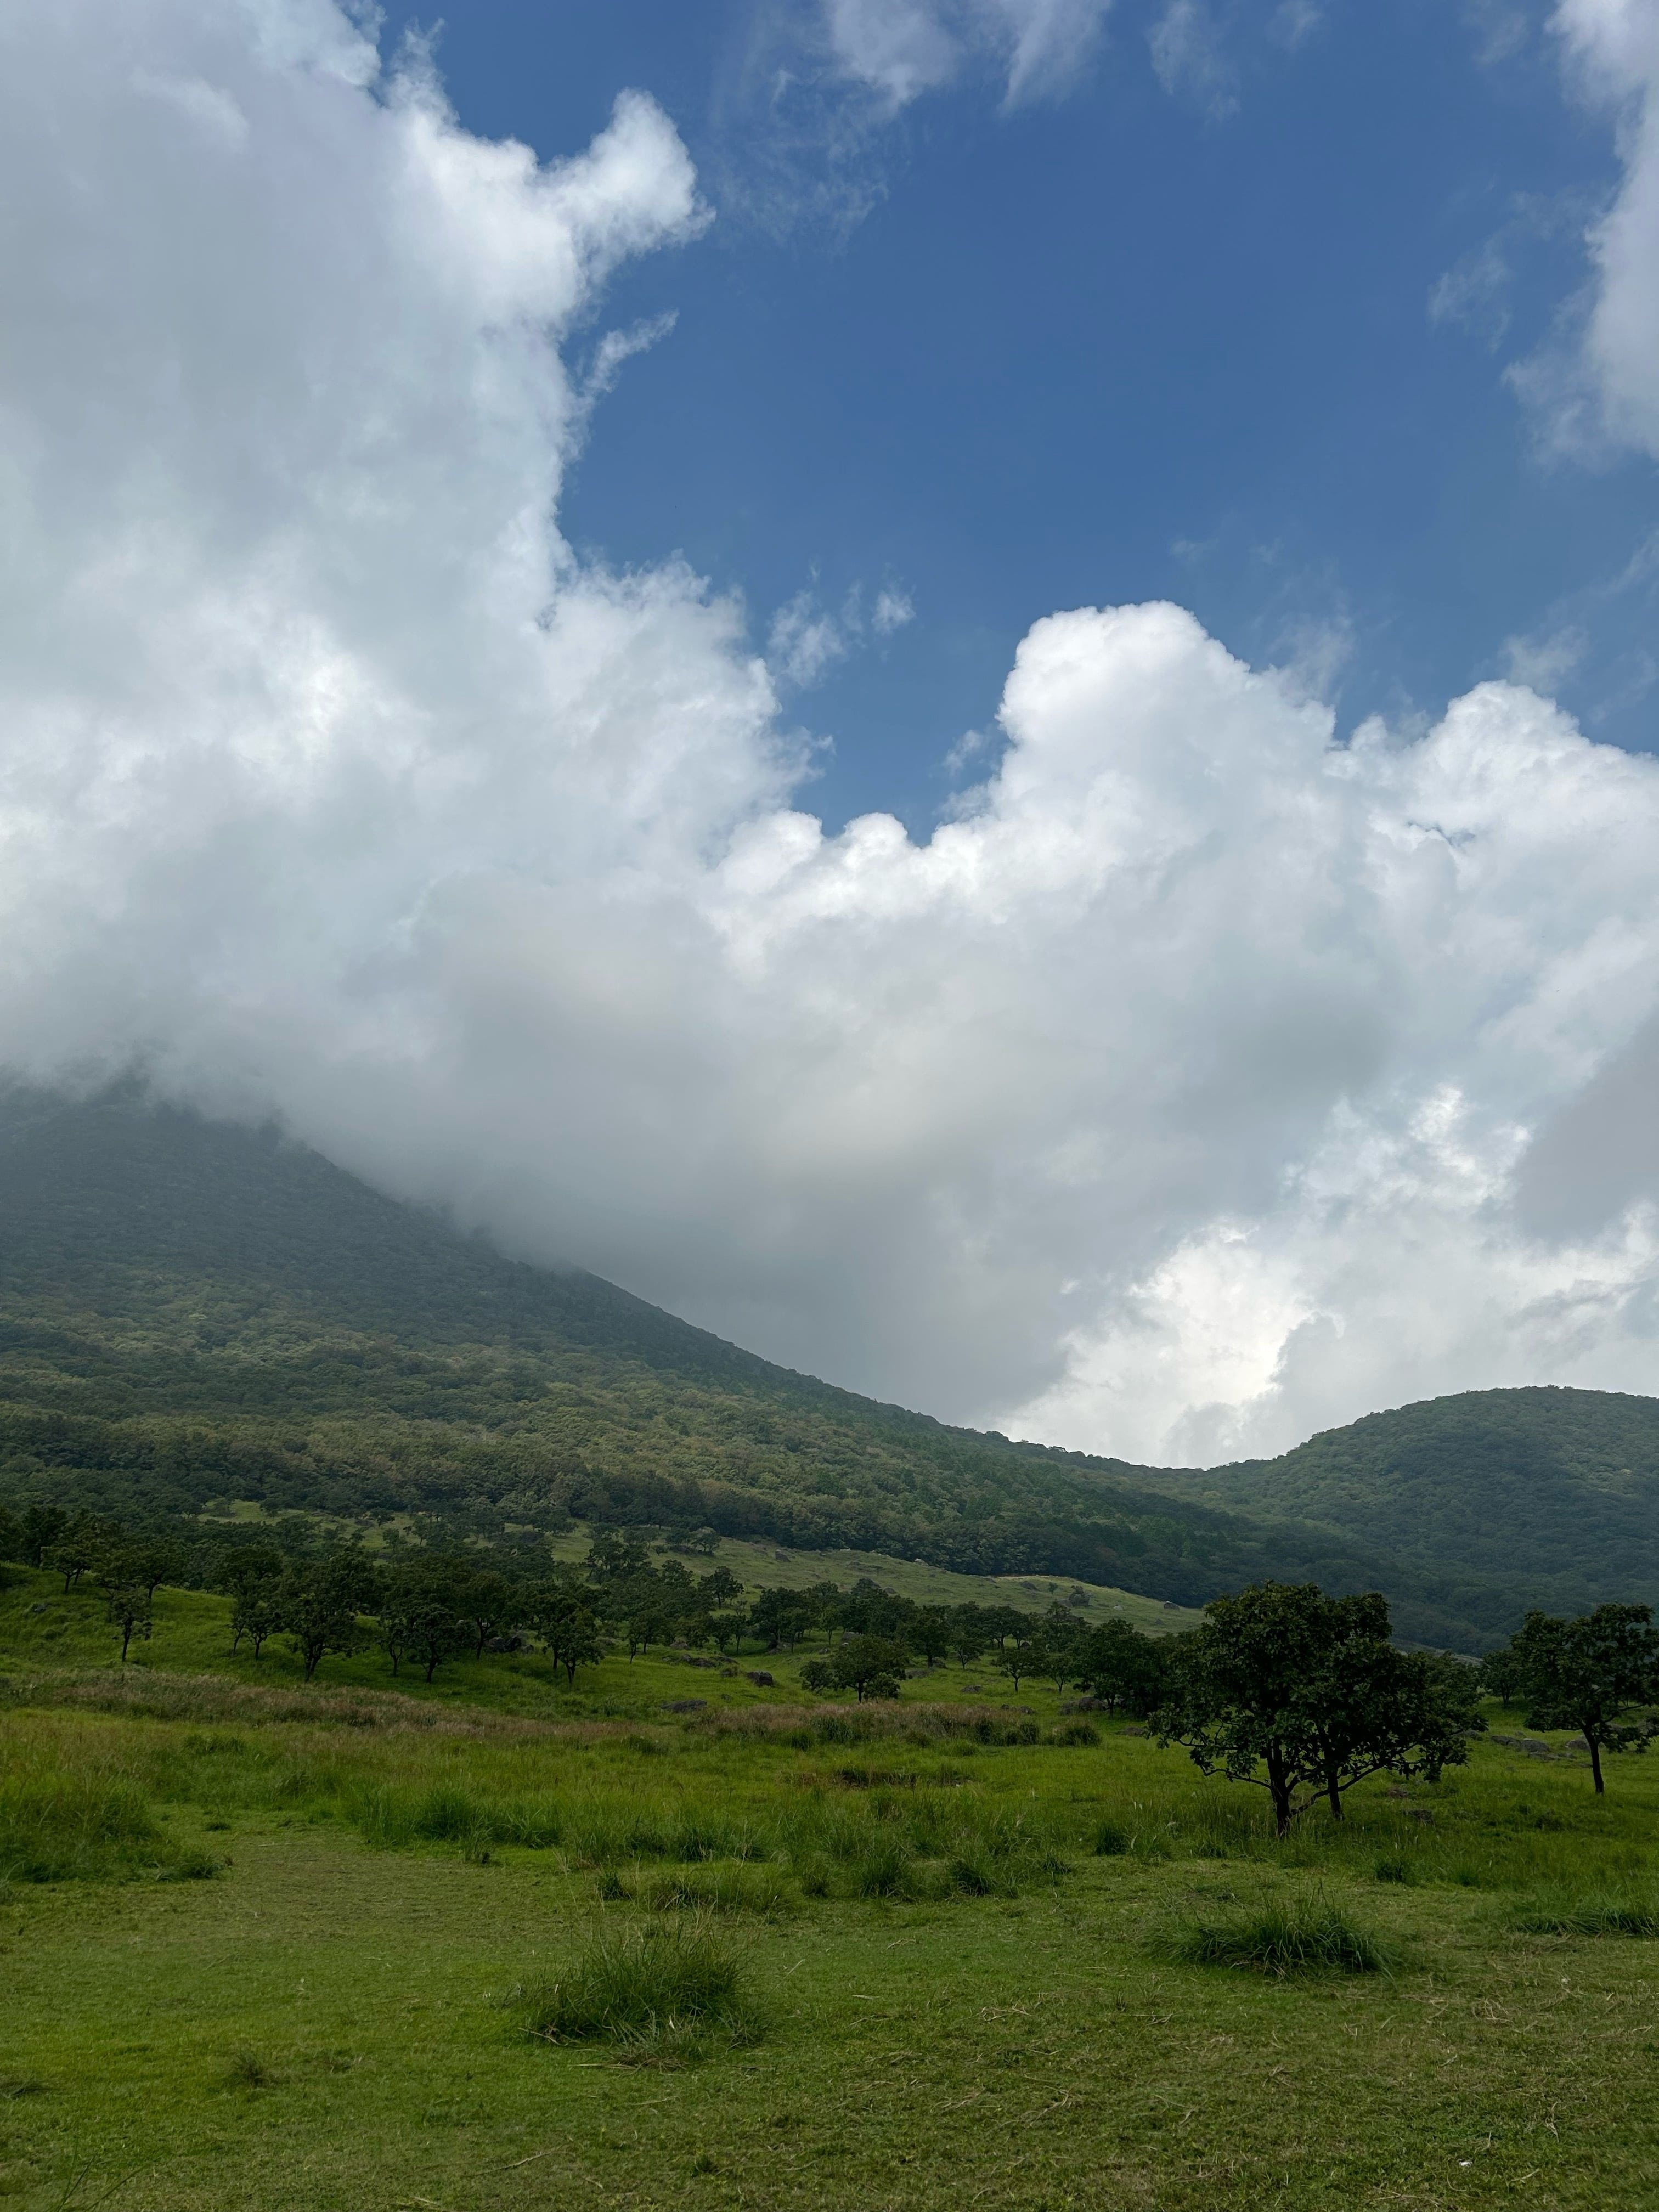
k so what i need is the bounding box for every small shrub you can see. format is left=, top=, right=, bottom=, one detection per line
left=520, top=1921, right=760, bottom=2050
left=1093, top=1821, right=1129, bottom=1858
left=1050, top=1722, right=1101, bottom=1747
left=1167, top=1902, right=1395, bottom=1977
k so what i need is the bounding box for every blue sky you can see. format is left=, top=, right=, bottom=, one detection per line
left=376, top=0, right=1655, bottom=832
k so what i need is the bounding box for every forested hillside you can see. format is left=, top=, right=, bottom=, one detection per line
left=1, top=1086, right=1654, bottom=1647
left=1131, top=1389, right=1659, bottom=1640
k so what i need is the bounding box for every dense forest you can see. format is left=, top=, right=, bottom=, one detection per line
left=2, top=1086, right=1654, bottom=1650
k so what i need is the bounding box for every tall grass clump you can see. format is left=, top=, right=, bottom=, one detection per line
left=1167, top=1900, right=1395, bottom=1977
left=1513, top=1892, right=1659, bottom=1938
left=0, top=1771, right=165, bottom=1883
left=518, top=1921, right=761, bottom=2056
left=349, top=1782, right=563, bottom=1853
left=644, top=1867, right=794, bottom=1915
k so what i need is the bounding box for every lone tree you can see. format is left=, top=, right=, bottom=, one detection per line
left=1500, top=1604, right=1659, bottom=1795
left=220, top=1543, right=285, bottom=1660
left=816, top=1634, right=907, bottom=1701
left=1158, top=1581, right=1482, bottom=1835
left=44, top=1516, right=110, bottom=1593
left=907, top=1606, right=956, bottom=1671
left=1301, top=1598, right=1483, bottom=1820
left=379, top=1560, right=469, bottom=1683
left=1079, top=1617, right=1171, bottom=1718
left=947, top=1608, right=987, bottom=1671
left=531, top=1583, right=606, bottom=1686
left=230, top=1577, right=282, bottom=1661
left=458, top=1569, right=516, bottom=1660
left=280, top=1553, right=375, bottom=1682
left=104, top=1579, right=153, bottom=1663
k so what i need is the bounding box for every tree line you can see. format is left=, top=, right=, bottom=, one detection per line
left=6, top=1505, right=1656, bottom=1829
left=1145, top=1583, right=1659, bottom=1832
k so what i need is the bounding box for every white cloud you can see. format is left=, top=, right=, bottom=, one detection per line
left=1147, top=0, right=1240, bottom=115
left=8, top=0, right=1659, bottom=1471
left=1501, top=625, right=1589, bottom=689
left=1525, top=0, right=1659, bottom=454
left=1148, top=0, right=1238, bottom=114
left=822, top=0, right=1111, bottom=110
left=768, top=590, right=849, bottom=688
left=873, top=585, right=916, bottom=635
left=1429, top=236, right=1515, bottom=347
left=766, top=580, right=915, bottom=686
left=1268, top=1, right=1323, bottom=51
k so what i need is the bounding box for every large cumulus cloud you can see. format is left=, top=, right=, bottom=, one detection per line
left=3, top=0, right=1659, bottom=1465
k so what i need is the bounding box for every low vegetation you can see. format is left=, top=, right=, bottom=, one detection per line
left=1166, top=1898, right=1396, bottom=1976
left=515, top=1920, right=763, bottom=2055
left=5, top=1098, right=1659, bottom=2200
left=5, top=1543, right=1659, bottom=2205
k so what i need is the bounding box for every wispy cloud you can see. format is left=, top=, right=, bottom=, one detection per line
left=822, top=0, right=1113, bottom=111
left=768, top=579, right=917, bottom=687
left=872, top=585, right=915, bottom=635
left=1148, top=0, right=1239, bottom=117
left=1429, top=237, right=1515, bottom=349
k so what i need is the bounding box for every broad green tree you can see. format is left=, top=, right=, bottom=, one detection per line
left=831, top=1634, right=909, bottom=1701
left=1079, top=1618, right=1171, bottom=1717
left=280, top=1553, right=375, bottom=1682
left=532, top=1583, right=606, bottom=1686
left=1158, top=1581, right=1481, bottom=1835
left=908, top=1606, right=955, bottom=1669
left=230, top=1577, right=282, bottom=1660
left=104, top=1579, right=153, bottom=1663
left=1503, top=1603, right=1659, bottom=1794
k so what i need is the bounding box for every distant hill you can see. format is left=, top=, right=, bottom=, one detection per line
left=0, top=1086, right=1654, bottom=1648
left=1127, top=1388, right=1659, bottom=1644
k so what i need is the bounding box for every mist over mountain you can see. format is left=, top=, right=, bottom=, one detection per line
left=2, top=1087, right=1655, bottom=1652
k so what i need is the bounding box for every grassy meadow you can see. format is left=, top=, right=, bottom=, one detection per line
left=4, top=1566, right=1659, bottom=2209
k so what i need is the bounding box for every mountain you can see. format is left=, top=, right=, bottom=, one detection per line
left=0, top=1085, right=1654, bottom=1649
left=1125, top=1388, right=1659, bottom=1644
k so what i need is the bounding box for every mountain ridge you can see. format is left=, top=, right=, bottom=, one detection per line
left=1, top=1085, right=1654, bottom=1648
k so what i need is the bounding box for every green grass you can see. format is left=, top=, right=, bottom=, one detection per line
left=1511, top=1892, right=1659, bottom=1937
left=5, top=1602, right=1659, bottom=2206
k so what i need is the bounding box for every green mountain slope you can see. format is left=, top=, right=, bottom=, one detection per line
left=0, top=1087, right=1654, bottom=1647
left=1128, top=1389, right=1659, bottom=1639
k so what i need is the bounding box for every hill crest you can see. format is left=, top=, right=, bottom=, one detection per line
left=1, top=1087, right=1655, bottom=1648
